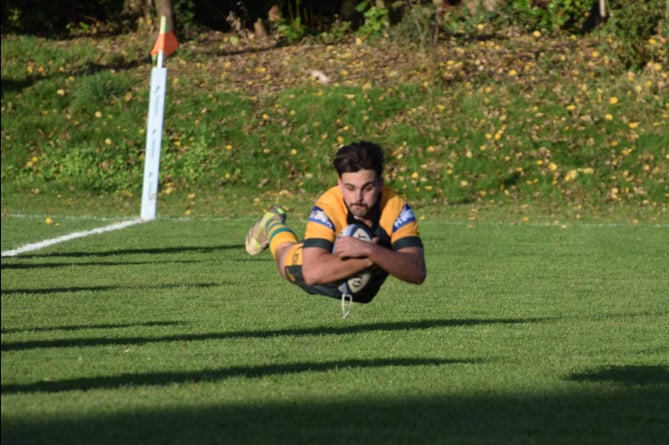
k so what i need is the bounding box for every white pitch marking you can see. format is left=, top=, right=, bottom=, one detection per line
left=1, top=219, right=142, bottom=257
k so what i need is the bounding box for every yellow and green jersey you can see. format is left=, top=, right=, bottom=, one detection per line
left=303, top=185, right=423, bottom=254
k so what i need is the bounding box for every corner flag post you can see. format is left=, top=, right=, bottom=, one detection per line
left=141, top=15, right=178, bottom=221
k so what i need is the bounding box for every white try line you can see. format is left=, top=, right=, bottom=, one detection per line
left=1, top=219, right=142, bottom=257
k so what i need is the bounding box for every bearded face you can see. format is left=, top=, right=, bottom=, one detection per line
left=338, top=169, right=383, bottom=220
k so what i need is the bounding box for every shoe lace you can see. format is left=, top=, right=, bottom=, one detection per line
left=341, top=292, right=353, bottom=319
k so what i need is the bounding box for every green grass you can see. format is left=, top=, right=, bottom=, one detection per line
left=1, top=24, right=668, bottom=444
left=2, top=215, right=668, bottom=444
left=2, top=32, right=668, bottom=213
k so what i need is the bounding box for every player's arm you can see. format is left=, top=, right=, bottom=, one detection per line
left=365, top=244, right=426, bottom=284
left=301, top=245, right=373, bottom=286
left=331, top=236, right=426, bottom=285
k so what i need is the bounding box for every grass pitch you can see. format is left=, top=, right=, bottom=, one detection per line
left=1, top=215, right=668, bottom=444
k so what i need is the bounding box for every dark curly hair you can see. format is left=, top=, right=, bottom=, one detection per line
left=332, top=141, right=385, bottom=178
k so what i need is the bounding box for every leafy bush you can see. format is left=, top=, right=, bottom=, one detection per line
left=603, top=0, right=667, bottom=69
left=500, top=0, right=593, bottom=33
left=1, top=1, right=124, bottom=35
left=355, top=0, right=391, bottom=39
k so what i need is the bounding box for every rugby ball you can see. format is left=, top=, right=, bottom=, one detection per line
left=334, top=223, right=374, bottom=295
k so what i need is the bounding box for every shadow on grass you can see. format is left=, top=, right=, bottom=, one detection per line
left=1, top=244, right=243, bottom=268
left=0, top=79, right=34, bottom=98
left=1, top=357, right=474, bottom=395
left=569, top=365, right=669, bottom=386
left=1, top=58, right=147, bottom=98
left=1, top=321, right=187, bottom=335
left=2, top=375, right=667, bottom=445
left=0, top=282, right=222, bottom=296
left=0, top=317, right=546, bottom=352
left=0, top=260, right=202, bottom=270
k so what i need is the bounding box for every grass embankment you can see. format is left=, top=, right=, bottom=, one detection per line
left=1, top=31, right=667, bottom=222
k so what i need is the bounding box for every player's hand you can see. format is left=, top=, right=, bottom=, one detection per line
left=333, top=236, right=375, bottom=259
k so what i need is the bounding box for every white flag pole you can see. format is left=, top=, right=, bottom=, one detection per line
left=140, top=16, right=169, bottom=221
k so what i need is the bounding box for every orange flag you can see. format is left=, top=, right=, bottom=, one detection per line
left=151, top=16, right=178, bottom=58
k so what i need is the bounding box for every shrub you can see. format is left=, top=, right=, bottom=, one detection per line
left=500, top=0, right=593, bottom=33
left=603, top=0, right=667, bottom=69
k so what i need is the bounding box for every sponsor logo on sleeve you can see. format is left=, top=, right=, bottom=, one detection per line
left=308, top=206, right=335, bottom=230
left=392, top=204, right=416, bottom=232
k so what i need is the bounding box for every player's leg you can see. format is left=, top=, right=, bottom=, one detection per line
left=245, top=205, right=298, bottom=280
left=245, top=205, right=287, bottom=255
left=246, top=206, right=340, bottom=298
left=267, top=222, right=298, bottom=280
